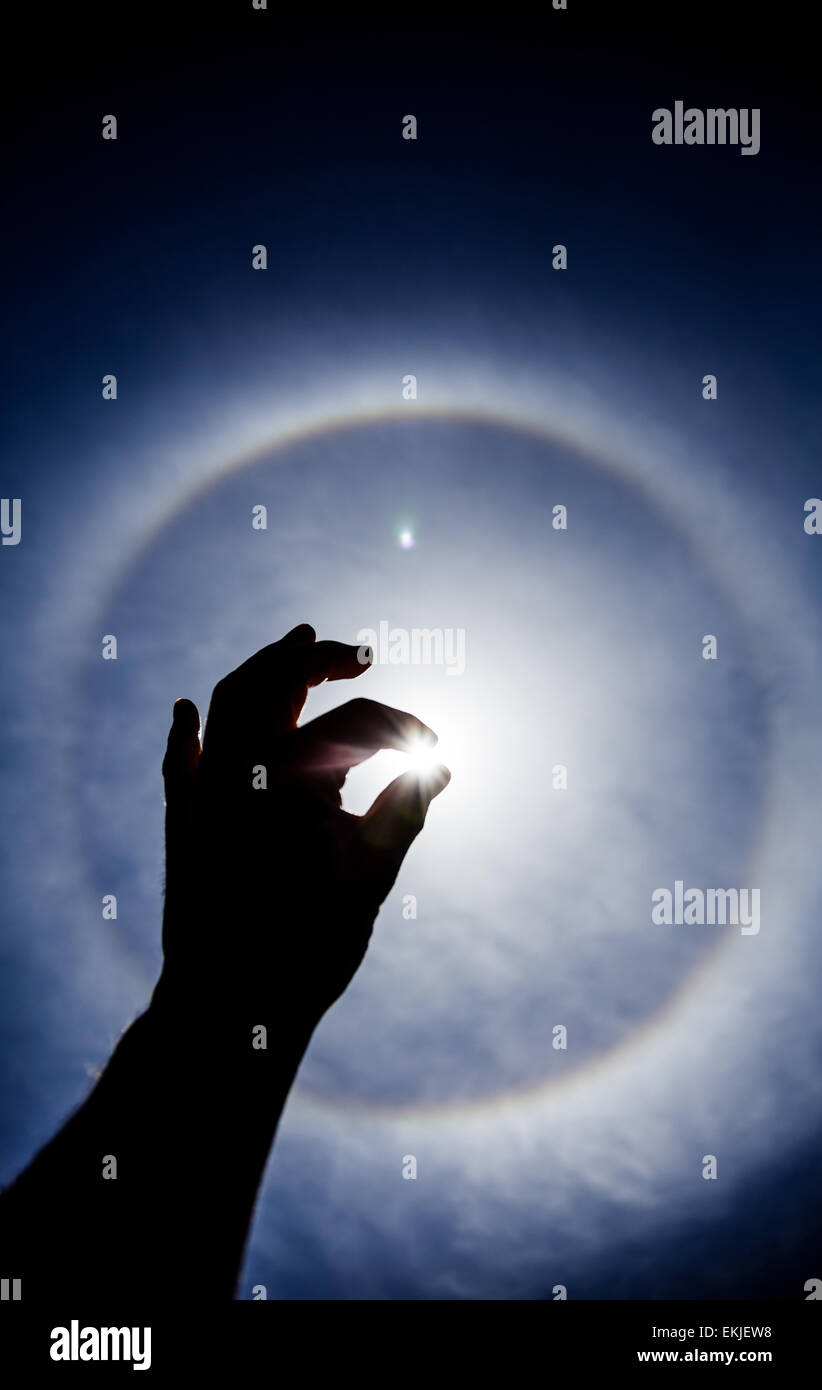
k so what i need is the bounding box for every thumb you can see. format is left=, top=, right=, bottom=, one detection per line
left=358, top=765, right=450, bottom=877
left=162, top=698, right=201, bottom=804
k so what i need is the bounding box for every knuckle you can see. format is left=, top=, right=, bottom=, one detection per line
left=347, top=696, right=376, bottom=715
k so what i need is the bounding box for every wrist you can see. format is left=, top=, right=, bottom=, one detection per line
left=148, top=966, right=319, bottom=1093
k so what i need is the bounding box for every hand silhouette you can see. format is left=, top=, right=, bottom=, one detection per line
left=157, top=623, right=451, bottom=1035
left=0, top=622, right=451, bottom=1303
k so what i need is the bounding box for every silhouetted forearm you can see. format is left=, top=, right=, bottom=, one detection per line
left=0, top=979, right=316, bottom=1301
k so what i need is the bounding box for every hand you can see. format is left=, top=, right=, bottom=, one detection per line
left=0, top=624, right=451, bottom=1306
left=157, top=624, right=450, bottom=1037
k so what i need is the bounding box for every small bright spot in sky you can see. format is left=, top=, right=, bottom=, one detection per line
left=398, top=529, right=415, bottom=549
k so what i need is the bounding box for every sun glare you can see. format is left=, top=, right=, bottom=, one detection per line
left=403, top=736, right=444, bottom=774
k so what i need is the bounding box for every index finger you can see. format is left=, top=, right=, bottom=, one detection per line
left=286, top=697, right=437, bottom=779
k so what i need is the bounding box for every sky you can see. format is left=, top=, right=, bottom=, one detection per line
left=2, top=11, right=821, bottom=1299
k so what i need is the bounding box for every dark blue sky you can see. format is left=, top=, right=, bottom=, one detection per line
left=2, top=9, right=821, bottom=1299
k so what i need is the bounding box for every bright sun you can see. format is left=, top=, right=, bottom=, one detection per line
left=339, top=680, right=484, bottom=818
left=403, top=736, right=445, bottom=774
